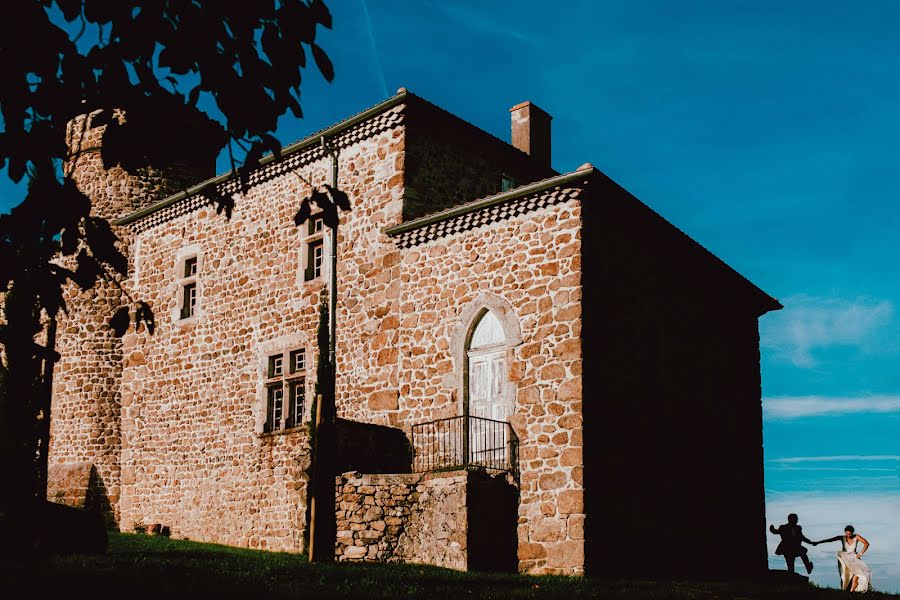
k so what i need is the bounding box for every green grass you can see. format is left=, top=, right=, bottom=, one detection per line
left=2, top=533, right=897, bottom=599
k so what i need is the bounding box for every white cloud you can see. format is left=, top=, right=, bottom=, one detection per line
left=760, top=295, right=893, bottom=367
left=763, top=394, right=900, bottom=419
left=766, top=493, right=900, bottom=593
left=772, top=455, right=900, bottom=464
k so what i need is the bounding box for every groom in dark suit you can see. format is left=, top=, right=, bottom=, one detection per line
left=770, top=513, right=815, bottom=574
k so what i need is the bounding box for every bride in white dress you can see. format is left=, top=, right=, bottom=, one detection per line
left=814, top=525, right=872, bottom=592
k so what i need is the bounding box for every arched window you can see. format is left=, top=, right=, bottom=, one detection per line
left=470, top=310, right=505, bottom=350
left=466, top=310, right=512, bottom=422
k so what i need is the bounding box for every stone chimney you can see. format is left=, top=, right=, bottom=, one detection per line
left=510, top=101, right=552, bottom=168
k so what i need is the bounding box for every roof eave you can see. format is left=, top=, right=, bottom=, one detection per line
left=384, top=165, right=595, bottom=237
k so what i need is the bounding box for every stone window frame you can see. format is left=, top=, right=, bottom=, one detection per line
left=300, top=212, right=326, bottom=284
left=450, top=293, right=523, bottom=421
left=173, top=245, right=203, bottom=325
left=258, top=335, right=310, bottom=436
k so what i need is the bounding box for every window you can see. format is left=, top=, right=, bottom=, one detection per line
left=181, top=283, right=197, bottom=319
left=501, top=174, right=516, bottom=192
left=177, top=253, right=200, bottom=320
left=308, top=240, right=324, bottom=280
left=290, top=348, right=306, bottom=373
left=302, top=214, right=326, bottom=282
left=269, top=355, right=283, bottom=378
left=264, top=348, right=306, bottom=433
left=184, top=257, right=198, bottom=277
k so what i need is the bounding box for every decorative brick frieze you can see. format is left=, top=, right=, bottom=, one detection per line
left=390, top=184, right=583, bottom=248
left=124, top=105, right=406, bottom=234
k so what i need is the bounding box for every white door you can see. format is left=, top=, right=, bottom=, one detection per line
left=468, top=350, right=508, bottom=421
left=467, top=310, right=510, bottom=467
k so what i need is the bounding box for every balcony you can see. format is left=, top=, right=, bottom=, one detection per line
left=410, top=415, right=519, bottom=478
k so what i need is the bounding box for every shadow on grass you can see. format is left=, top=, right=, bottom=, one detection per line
left=2, top=533, right=897, bottom=599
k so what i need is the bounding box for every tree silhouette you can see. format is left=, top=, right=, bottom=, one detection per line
left=0, top=0, right=335, bottom=557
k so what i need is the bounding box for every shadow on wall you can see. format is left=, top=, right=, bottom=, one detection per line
left=581, top=176, right=770, bottom=580
left=46, top=462, right=115, bottom=528
left=86, top=466, right=115, bottom=530
left=467, top=471, right=519, bottom=572
left=41, top=463, right=111, bottom=554
left=335, top=418, right=412, bottom=474
left=331, top=420, right=519, bottom=572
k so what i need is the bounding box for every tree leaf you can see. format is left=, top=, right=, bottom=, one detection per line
left=309, top=0, right=333, bottom=30
left=55, top=0, right=82, bottom=22
left=321, top=205, right=338, bottom=229
left=310, top=43, right=334, bottom=82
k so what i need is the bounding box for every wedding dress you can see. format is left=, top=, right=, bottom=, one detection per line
left=837, top=538, right=872, bottom=592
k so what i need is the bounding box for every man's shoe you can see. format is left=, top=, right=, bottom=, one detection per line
left=806, top=562, right=814, bottom=574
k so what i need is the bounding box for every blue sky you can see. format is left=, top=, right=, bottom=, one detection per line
left=3, top=0, right=898, bottom=592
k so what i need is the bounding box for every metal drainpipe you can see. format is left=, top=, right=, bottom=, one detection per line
left=320, top=136, right=338, bottom=376
left=309, top=135, right=340, bottom=563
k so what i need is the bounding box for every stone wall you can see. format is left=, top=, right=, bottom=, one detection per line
left=64, top=111, right=215, bottom=221
left=49, top=276, right=125, bottom=525
left=112, top=118, right=406, bottom=550
left=335, top=470, right=520, bottom=571
left=335, top=470, right=467, bottom=569
left=403, top=98, right=553, bottom=220
left=46, top=462, right=93, bottom=509
left=48, top=109, right=218, bottom=526
left=390, top=196, right=585, bottom=575
left=51, top=98, right=587, bottom=572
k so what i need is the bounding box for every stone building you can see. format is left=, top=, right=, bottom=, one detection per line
left=48, top=88, right=780, bottom=577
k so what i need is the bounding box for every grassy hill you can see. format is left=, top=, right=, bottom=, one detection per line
left=2, top=532, right=897, bottom=599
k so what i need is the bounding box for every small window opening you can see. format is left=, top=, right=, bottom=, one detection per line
left=184, top=257, right=198, bottom=277
left=290, top=349, right=306, bottom=373
left=181, top=283, right=197, bottom=319
left=288, top=380, right=305, bottom=429
left=177, top=253, right=200, bottom=321
left=302, top=212, right=326, bottom=283
left=266, top=385, right=284, bottom=432
left=269, top=355, right=283, bottom=378
left=306, top=239, right=324, bottom=281
left=263, top=347, right=307, bottom=433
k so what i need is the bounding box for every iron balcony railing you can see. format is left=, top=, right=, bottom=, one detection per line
left=411, top=415, right=519, bottom=478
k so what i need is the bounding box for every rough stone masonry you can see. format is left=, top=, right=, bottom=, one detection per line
left=47, top=89, right=779, bottom=578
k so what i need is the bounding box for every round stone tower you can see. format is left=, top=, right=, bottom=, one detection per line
left=47, top=104, right=222, bottom=524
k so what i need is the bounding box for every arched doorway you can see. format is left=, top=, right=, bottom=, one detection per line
left=465, top=309, right=513, bottom=469
left=411, top=294, right=521, bottom=475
